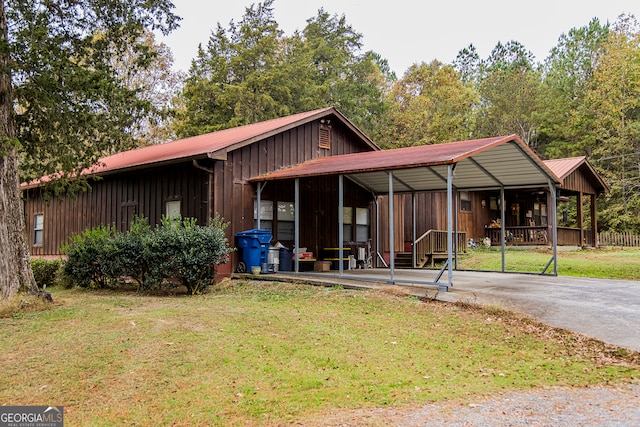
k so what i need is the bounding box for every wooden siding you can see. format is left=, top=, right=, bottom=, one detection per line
left=26, top=163, right=209, bottom=256
left=561, top=168, right=598, bottom=195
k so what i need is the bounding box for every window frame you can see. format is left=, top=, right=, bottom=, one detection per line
left=459, top=191, right=472, bottom=212
left=33, top=213, right=44, bottom=247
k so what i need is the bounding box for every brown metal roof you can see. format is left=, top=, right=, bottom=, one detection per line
left=23, top=107, right=377, bottom=188
left=251, top=135, right=561, bottom=193
left=544, top=156, right=609, bottom=193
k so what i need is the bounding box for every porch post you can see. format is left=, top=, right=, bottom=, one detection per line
left=338, top=175, right=344, bottom=276
left=375, top=197, right=380, bottom=268
left=294, top=178, right=300, bottom=273
left=388, top=171, right=395, bottom=284
left=500, top=187, right=506, bottom=272
left=256, top=182, right=263, bottom=229
left=549, top=179, right=558, bottom=275
left=454, top=189, right=459, bottom=270
left=591, top=193, right=599, bottom=248
left=412, top=192, right=416, bottom=268
left=445, top=164, right=454, bottom=290
left=577, top=192, right=584, bottom=246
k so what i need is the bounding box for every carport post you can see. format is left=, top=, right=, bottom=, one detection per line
left=256, top=182, right=265, bottom=229
left=412, top=192, right=417, bottom=269
left=338, top=175, right=344, bottom=276
left=445, top=164, right=453, bottom=290
left=294, top=178, right=300, bottom=273
left=388, top=171, right=395, bottom=284
left=549, top=179, right=558, bottom=275
left=500, top=187, right=506, bottom=272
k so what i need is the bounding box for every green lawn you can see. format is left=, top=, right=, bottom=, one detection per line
left=457, top=247, right=640, bottom=280
left=1, top=281, right=638, bottom=426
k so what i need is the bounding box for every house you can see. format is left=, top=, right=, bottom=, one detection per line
left=22, top=107, right=608, bottom=283
left=23, top=107, right=378, bottom=277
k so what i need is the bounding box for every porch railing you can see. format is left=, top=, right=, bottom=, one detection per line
left=414, top=230, right=467, bottom=267
left=485, top=226, right=548, bottom=246
left=485, top=226, right=594, bottom=246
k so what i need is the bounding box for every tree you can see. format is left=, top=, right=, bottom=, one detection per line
left=538, top=18, right=609, bottom=158
left=0, top=0, right=179, bottom=300
left=579, top=15, right=640, bottom=232
left=175, top=0, right=291, bottom=136
left=175, top=2, right=392, bottom=139
left=379, top=60, right=476, bottom=148
left=114, top=31, right=186, bottom=146
left=473, top=41, right=544, bottom=149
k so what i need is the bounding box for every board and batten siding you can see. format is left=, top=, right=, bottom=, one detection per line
left=212, top=118, right=377, bottom=248
left=26, top=163, right=209, bottom=256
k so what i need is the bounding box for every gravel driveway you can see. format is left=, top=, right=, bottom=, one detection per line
left=299, top=383, right=640, bottom=426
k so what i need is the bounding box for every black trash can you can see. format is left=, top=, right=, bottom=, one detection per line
left=279, top=247, right=293, bottom=272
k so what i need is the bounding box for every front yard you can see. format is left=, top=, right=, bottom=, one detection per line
left=1, top=281, right=638, bottom=426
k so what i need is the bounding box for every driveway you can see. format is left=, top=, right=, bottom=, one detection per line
left=346, top=269, right=640, bottom=352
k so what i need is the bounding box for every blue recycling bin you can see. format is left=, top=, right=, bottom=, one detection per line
left=235, top=229, right=272, bottom=272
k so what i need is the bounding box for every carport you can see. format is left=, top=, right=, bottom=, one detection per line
left=251, top=135, right=562, bottom=291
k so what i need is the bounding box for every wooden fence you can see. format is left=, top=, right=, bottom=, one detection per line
left=598, top=231, right=640, bottom=247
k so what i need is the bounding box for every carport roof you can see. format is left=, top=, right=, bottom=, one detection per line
left=251, top=134, right=561, bottom=193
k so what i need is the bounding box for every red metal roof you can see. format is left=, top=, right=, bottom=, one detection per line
left=24, top=107, right=377, bottom=188
left=92, top=107, right=343, bottom=172
left=250, top=134, right=561, bottom=193
left=251, top=136, right=511, bottom=180
left=543, top=156, right=609, bottom=193
left=543, top=156, right=587, bottom=180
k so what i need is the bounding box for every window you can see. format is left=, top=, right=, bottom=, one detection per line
left=342, top=207, right=353, bottom=240
left=277, top=201, right=295, bottom=240
left=33, top=214, right=43, bottom=246
left=165, top=200, right=181, bottom=219
left=319, top=120, right=331, bottom=149
left=254, top=200, right=273, bottom=232
left=355, top=208, right=370, bottom=241
left=460, top=191, right=471, bottom=212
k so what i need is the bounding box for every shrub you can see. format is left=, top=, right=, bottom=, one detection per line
left=61, top=216, right=231, bottom=293
left=61, top=225, right=119, bottom=288
left=144, top=216, right=231, bottom=294
left=31, top=258, right=63, bottom=289
left=113, top=217, right=152, bottom=290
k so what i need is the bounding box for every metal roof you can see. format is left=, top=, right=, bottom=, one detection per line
left=23, top=107, right=378, bottom=188
left=543, top=156, right=609, bottom=193
left=251, top=135, right=562, bottom=193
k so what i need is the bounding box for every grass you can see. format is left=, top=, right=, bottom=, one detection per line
left=1, top=281, right=639, bottom=426
left=457, top=247, right=640, bottom=280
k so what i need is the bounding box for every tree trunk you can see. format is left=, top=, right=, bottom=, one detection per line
left=0, top=0, right=38, bottom=300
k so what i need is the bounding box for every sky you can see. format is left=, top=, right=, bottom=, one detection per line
left=158, top=0, right=639, bottom=76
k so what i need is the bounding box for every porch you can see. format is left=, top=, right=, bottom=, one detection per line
left=485, top=226, right=594, bottom=247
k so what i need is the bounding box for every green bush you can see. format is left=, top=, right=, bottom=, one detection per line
left=61, top=216, right=231, bottom=293
left=144, top=216, right=231, bottom=294
left=61, top=225, right=120, bottom=289
left=31, top=258, right=64, bottom=289
left=113, top=217, right=152, bottom=290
